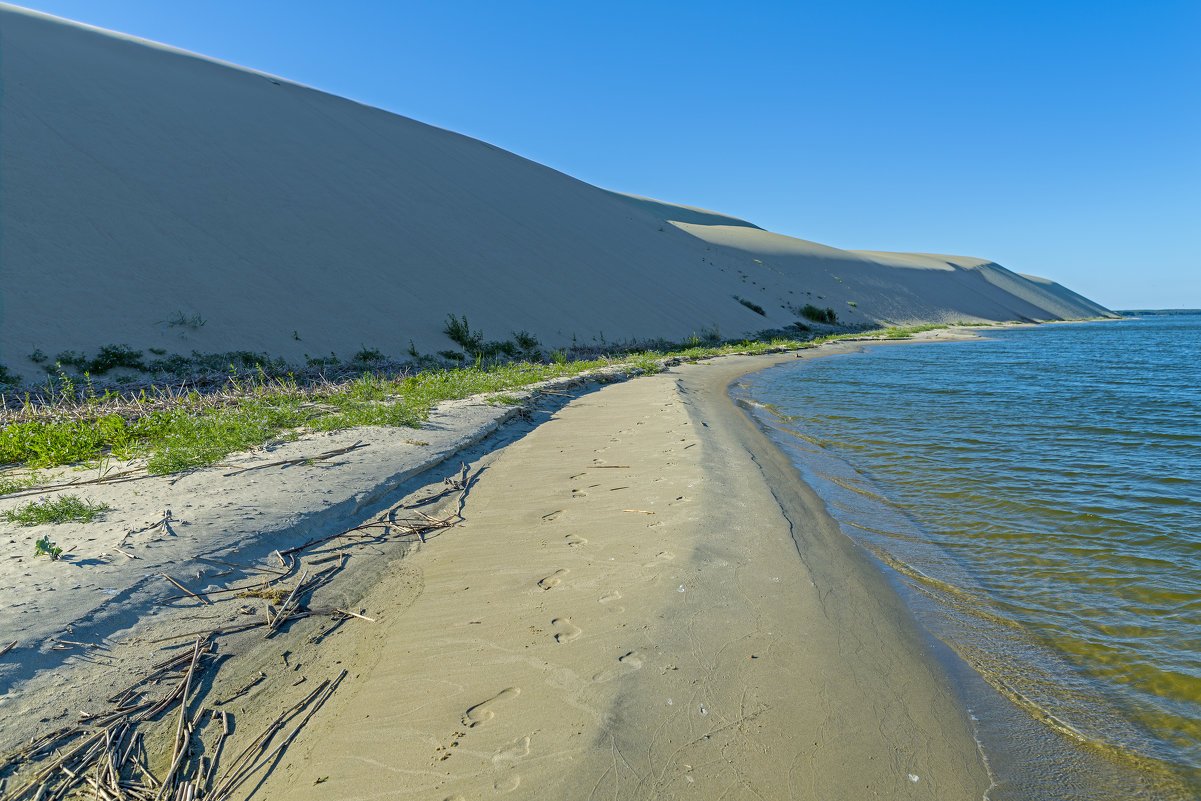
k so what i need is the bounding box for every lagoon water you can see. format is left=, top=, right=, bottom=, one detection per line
left=737, top=316, right=1201, bottom=799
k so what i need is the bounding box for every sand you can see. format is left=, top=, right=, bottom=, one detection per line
left=243, top=348, right=992, bottom=800
left=0, top=4, right=1114, bottom=387
left=0, top=336, right=995, bottom=799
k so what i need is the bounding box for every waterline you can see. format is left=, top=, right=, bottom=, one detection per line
left=737, top=317, right=1201, bottom=799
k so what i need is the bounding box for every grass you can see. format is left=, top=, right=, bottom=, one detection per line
left=4, top=495, right=111, bottom=526
left=734, top=296, right=767, bottom=316
left=0, top=322, right=947, bottom=480
left=880, top=324, right=945, bottom=338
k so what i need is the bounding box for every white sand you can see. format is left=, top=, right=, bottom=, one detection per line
left=0, top=4, right=1112, bottom=386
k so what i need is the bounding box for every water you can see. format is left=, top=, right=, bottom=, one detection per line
left=736, top=316, right=1201, bottom=799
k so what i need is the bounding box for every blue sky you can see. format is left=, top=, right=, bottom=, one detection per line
left=12, top=0, right=1200, bottom=308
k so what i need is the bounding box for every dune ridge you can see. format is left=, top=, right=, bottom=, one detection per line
left=0, top=4, right=1112, bottom=384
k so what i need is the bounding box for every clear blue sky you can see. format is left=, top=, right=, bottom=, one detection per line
left=12, top=0, right=1200, bottom=309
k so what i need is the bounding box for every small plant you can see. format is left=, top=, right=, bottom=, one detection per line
left=351, top=347, right=386, bottom=363
left=443, top=314, right=484, bottom=353
left=305, top=353, right=340, bottom=367
left=4, top=495, right=111, bottom=526
left=0, top=364, right=17, bottom=391
left=512, top=330, right=541, bottom=358
left=53, top=350, right=88, bottom=370
left=28, top=349, right=47, bottom=364
left=491, top=394, right=523, bottom=405
left=734, top=296, right=767, bottom=316
left=163, top=311, right=206, bottom=329
left=847, top=301, right=857, bottom=307
left=89, top=344, right=145, bottom=374
left=800, top=304, right=837, bottom=324
left=35, top=536, right=63, bottom=560
left=148, top=347, right=167, bottom=356
left=0, top=471, right=40, bottom=495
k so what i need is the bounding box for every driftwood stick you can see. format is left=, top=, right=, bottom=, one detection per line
left=159, top=574, right=211, bottom=606
left=333, top=608, right=375, bottom=622
left=0, top=640, right=16, bottom=659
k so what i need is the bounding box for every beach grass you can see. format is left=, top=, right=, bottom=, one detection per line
left=0, top=326, right=939, bottom=478
left=3, top=494, right=111, bottom=526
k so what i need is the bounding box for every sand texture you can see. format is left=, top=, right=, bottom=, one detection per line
left=245, top=352, right=992, bottom=799
left=0, top=5, right=1113, bottom=384
left=0, top=339, right=996, bottom=799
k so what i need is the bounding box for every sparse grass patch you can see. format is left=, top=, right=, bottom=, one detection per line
left=0, top=470, right=40, bottom=495
left=881, top=324, right=945, bottom=338
left=4, top=495, right=111, bottom=526
left=0, top=319, right=923, bottom=481
left=734, top=296, right=767, bottom=316
left=799, top=304, right=838, bottom=324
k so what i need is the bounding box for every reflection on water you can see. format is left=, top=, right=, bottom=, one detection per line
left=737, top=317, right=1201, bottom=800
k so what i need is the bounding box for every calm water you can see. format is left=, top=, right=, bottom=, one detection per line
left=737, top=316, right=1201, bottom=799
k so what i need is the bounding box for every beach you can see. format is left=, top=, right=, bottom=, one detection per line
left=249, top=349, right=992, bottom=800
left=0, top=338, right=994, bottom=799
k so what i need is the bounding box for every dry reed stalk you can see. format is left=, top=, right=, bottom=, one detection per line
left=158, top=575, right=210, bottom=606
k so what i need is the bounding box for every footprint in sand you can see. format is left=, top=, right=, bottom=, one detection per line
left=565, top=534, right=587, bottom=547
left=494, top=775, right=521, bottom=793
left=598, top=590, right=622, bottom=604
left=541, top=510, right=563, bottom=522
left=463, top=687, right=521, bottom=728
left=491, top=736, right=531, bottom=765
left=538, top=569, right=569, bottom=590
left=551, top=618, right=582, bottom=643
left=642, top=551, right=675, bottom=567
left=592, top=650, right=645, bottom=682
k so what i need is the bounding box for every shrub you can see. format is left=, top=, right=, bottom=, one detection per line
left=89, top=344, right=145, bottom=374
left=734, top=296, right=767, bottom=316
left=800, top=304, right=837, bottom=324
left=443, top=314, right=484, bottom=353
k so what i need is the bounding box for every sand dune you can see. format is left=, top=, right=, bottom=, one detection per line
left=0, top=4, right=1112, bottom=385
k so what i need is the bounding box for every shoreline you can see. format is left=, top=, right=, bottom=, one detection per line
left=0, top=336, right=994, bottom=799
left=250, top=341, right=993, bottom=798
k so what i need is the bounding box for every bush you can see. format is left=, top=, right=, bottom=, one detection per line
left=89, top=344, right=145, bottom=374
left=734, top=296, right=767, bottom=316
left=800, top=304, right=837, bottom=324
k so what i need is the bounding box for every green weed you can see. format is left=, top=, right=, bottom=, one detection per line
left=5, top=495, right=111, bottom=526
left=734, top=296, right=767, bottom=316
left=35, top=536, right=63, bottom=559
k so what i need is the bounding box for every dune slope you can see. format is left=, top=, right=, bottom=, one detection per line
left=0, top=5, right=1113, bottom=382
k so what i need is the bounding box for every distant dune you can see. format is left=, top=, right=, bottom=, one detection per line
left=0, top=4, right=1115, bottom=383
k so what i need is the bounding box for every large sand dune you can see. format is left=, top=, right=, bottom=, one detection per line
left=0, top=5, right=1113, bottom=383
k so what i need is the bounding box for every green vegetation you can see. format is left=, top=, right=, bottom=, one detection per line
left=0, top=316, right=951, bottom=481
left=4, top=495, right=111, bottom=527
left=0, top=471, right=40, bottom=495
left=734, top=296, right=767, bottom=316
left=35, top=536, right=63, bottom=559
left=0, top=364, right=17, bottom=392
left=799, top=304, right=838, bottom=324
left=881, top=324, right=945, bottom=338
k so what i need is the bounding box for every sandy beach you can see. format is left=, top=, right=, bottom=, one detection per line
left=0, top=6, right=1129, bottom=797
left=0, top=338, right=994, bottom=799
left=248, top=350, right=993, bottom=800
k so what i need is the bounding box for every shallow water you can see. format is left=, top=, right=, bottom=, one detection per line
left=736, top=316, right=1201, bottom=799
